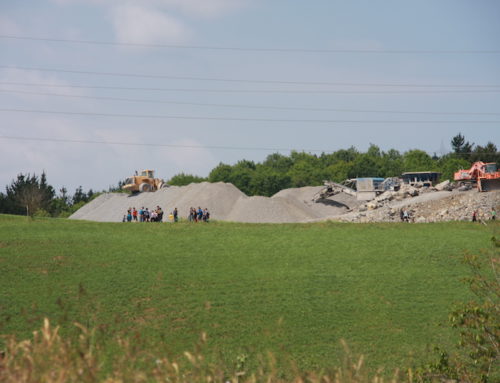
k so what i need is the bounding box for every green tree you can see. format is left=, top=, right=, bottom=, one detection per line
left=288, top=160, right=322, bottom=187
left=208, top=163, right=233, bottom=183
left=324, top=160, right=352, bottom=183
left=73, top=186, right=89, bottom=205
left=348, top=155, right=382, bottom=178
left=403, top=150, right=436, bottom=172
left=438, top=156, right=471, bottom=181
left=229, top=167, right=254, bottom=195
left=167, top=173, right=206, bottom=186
left=262, top=153, right=293, bottom=173
left=3, top=173, right=54, bottom=216
left=380, top=149, right=403, bottom=177
left=250, top=166, right=291, bottom=196
left=451, top=133, right=474, bottom=160
left=423, top=237, right=499, bottom=382
left=330, top=146, right=359, bottom=163
left=366, top=143, right=382, bottom=158
left=470, top=142, right=498, bottom=164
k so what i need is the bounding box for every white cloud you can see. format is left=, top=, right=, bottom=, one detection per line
left=110, top=4, right=191, bottom=45
left=0, top=16, right=21, bottom=35
left=153, top=0, right=248, bottom=18
left=51, top=0, right=248, bottom=18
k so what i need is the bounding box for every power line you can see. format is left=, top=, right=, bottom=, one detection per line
left=3, top=88, right=500, bottom=116
left=1, top=108, right=500, bottom=123
left=1, top=35, right=500, bottom=54
left=1, top=65, right=499, bottom=88
left=0, top=135, right=498, bottom=155
left=0, top=135, right=320, bottom=152
left=1, top=81, right=499, bottom=94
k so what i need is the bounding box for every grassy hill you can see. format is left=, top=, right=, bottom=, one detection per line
left=0, top=214, right=497, bottom=373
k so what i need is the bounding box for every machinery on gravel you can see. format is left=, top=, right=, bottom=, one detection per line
left=454, top=161, right=500, bottom=192
left=312, top=180, right=357, bottom=202
left=122, top=170, right=166, bottom=193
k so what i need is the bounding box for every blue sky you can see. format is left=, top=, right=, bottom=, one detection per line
left=1, top=0, right=499, bottom=191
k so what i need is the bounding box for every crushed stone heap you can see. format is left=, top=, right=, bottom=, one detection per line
left=70, top=182, right=500, bottom=224
left=69, top=182, right=355, bottom=223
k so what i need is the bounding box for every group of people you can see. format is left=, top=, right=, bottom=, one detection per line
left=472, top=207, right=496, bottom=222
left=123, top=206, right=210, bottom=223
left=123, top=206, right=164, bottom=222
left=188, top=207, right=210, bottom=222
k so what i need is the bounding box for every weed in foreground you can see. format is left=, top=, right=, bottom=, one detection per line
left=0, top=318, right=421, bottom=383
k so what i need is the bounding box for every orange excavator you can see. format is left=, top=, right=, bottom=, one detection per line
left=454, top=161, right=500, bottom=192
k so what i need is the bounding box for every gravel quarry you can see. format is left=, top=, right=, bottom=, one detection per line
left=70, top=182, right=358, bottom=223
left=69, top=181, right=500, bottom=223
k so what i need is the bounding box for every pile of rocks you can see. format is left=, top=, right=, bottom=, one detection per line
left=339, top=189, right=499, bottom=223
left=70, top=181, right=499, bottom=224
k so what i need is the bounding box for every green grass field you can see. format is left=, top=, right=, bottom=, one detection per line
left=0, top=215, right=497, bottom=373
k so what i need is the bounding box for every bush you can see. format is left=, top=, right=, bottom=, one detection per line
left=420, top=236, right=499, bottom=382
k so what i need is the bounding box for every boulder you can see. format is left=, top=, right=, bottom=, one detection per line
left=435, top=180, right=451, bottom=191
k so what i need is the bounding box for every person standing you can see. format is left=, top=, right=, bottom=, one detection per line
left=139, top=207, right=144, bottom=222
left=472, top=210, right=477, bottom=222
left=491, top=207, right=496, bottom=221
left=157, top=206, right=163, bottom=222
left=132, top=207, right=138, bottom=222
left=173, top=207, right=178, bottom=222
left=204, top=208, right=210, bottom=222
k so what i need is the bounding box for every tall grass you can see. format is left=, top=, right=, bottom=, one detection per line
left=1, top=318, right=418, bottom=383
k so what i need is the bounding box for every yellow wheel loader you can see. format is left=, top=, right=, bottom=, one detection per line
left=122, top=170, right=165, bottom=193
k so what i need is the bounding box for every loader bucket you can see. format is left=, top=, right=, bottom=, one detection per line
left=479, top=178, right=500, bottom=192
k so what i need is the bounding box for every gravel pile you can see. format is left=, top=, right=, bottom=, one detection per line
left=70, top=182, right=354, bottom=223
left=70, top=182, right=500, bottom=224
left=339, top=189, right=500, bottom=223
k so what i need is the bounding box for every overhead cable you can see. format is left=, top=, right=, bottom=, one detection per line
left=1, top=108, right=499, bottom=123
left=2, top=88, right=500, bottom=116
left=1, top=65, right=499, bottom=88
left=0, top=81, right=499, bottom=94
left=1, top=35, right=499, bottom=54
left=0, top=135, right=498, bottom=155
left=0, top=135, right=319, bottom=152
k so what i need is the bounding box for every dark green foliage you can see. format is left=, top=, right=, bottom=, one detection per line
left=250, top=165, right=291, bottom=196
left=167, top=173, right=207, bottom=186
left=437, top=156, right=471, bottom=181
left=198, top=133, right=497, bottom=196
left=262, top=152, right=294, bottom=172
left=420, top=236, right=499, bottom=383
left=451, top=133, right=474, bottom=160
left=2, top=172, right=54, bottom=216
left=470, top=142, right=499, bottom=164
left=403, top=150, right=436, bottom=172
left=0, top=173, right=94, bottom=218
left=208, top=162, right=233, bottom=183
left=348, top=154, right=383, bottom=178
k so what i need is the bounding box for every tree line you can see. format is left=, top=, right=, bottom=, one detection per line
left=0, top=172, right=96, bottom=218
left=1, top=133, right=498, bottom=217
left=168, top=133, right=499, bottom=196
